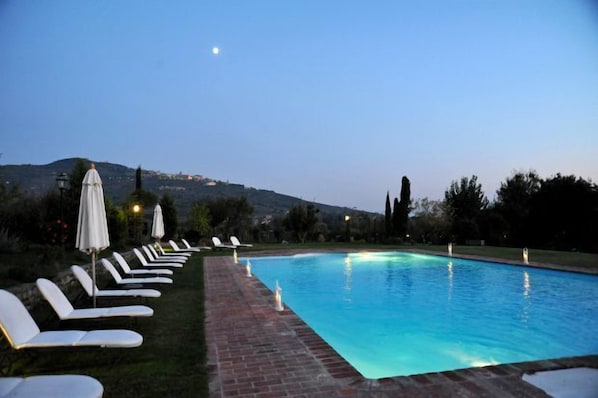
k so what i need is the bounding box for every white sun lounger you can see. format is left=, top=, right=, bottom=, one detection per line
left=230, top=236, right=253, bottom=247
left=101, top=259, right=173, bottom=285
left=113, top=252, right=174, bottom=275
left=211, top=237, right=236, bottom=249
left=71, top=265, right=161, bottom=299
left=157, top=244, right=191, bottom=257
left=36, top=278, right=153, bottom=321
left=0, top=290, right=143, bottom=350
left=0, top=375, right=103, bottom=398
left=142, top=246, right=187, bottom=263
left=182, top=239, right=211, bottom=251
left=133, top=248, right=183, bottom=268
left=169, top=240, right=200, bottom=253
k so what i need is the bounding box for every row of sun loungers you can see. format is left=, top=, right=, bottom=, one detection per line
left=211, top=236, right=253, bottom=249
left=0, top=240, right=204, bottom=397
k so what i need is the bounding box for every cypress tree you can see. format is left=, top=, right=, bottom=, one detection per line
left=135, top=166, right=142, bottom=191
left=384, top=191, right=392, bottom=238
left=392, top=197, right=400, bottom=237
left=398, top=176, right=411, bottom=237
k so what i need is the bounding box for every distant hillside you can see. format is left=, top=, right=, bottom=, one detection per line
left=0, top=158, right=370, bottom=222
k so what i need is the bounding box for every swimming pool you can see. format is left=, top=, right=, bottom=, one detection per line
left=243, top=252, right=598, bottom=379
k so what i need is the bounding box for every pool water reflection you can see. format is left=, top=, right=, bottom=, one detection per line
left=244, top=252, right=598, bottom=378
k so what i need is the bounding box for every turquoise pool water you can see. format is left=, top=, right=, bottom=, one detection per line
left=243, top=252, right=598, bottom=378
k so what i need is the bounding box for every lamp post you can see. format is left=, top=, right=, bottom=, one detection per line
left=344, top=215, right=351, bottom=242
left=56, top=173, right=68, bottom=264
left=133, top=204, right=142, bottom=245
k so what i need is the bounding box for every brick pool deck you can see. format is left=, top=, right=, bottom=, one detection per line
left=205, top=255, right=598, bottom=397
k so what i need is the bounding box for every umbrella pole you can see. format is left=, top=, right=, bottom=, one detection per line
left=92, top=251, right=97, bottom=308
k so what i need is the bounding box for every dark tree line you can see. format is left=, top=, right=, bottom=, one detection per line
left=0, top=160, right=183, bottom=253
left=443, top=172, right=598, bottom=252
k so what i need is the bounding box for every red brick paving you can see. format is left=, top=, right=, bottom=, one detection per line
left=205, top=255, right=598, bottom=397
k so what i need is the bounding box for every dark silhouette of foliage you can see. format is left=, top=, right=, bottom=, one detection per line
left=283, top=204, right=319, bottom=243
left=206, top=197, right=253, bottom=238
left=385, top=192, right=392, bottom=238
left=528, top=174, right=598, bottom=252
left=160, top=193, right=178, bottom=240
left=444, top=175, right=489, bottom=243
left=186, top=201, right=211, bottom=241
left=135, top=166, right=142, bottom=191
left=0, top=183, right=41, bottom=246
left=410, top=198, right=449, bottom=244
left=494, top=171, right=541, bottom=246
left=105, top=197, right=128, bottom=249
left=392, top=197, right=400, bottom=237
left=397, top=176, right=411, bottom=237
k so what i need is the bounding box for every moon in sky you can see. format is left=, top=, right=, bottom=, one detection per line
left=212, top=47, right=220, bottom=55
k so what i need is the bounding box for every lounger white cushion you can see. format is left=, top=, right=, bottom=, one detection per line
left=0, top=375, right=103, bottom=398
left=183, top=238, right=211, bottom=250
left=230, top=236, right=253, bottom=247
left=157, top=244, right=191, bottom=257
left=0, top=290, right=142, bottom=350
left=211, top=237, right=236, bottom=249
left=113, top=252, right=174, bottom=275
left=101, top=259, right=173, bottom=285
left=169, top=240, right=200, bottom=253
left=36, top=279, right=153, bottom=320
left=71, top=265, right=161, bottom=298
left=147, top=245, right=189, bottom=261
left=142, top=246, right=187, bottom=263
left=133, top=248, right=183, bottom=268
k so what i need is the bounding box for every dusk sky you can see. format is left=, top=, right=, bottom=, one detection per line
left=1, top=1, right=597, bottom=212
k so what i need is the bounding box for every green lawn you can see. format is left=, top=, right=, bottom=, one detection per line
left=3, top=253, right=207, bottom=397
left=408, top=244, right=598, bottom=270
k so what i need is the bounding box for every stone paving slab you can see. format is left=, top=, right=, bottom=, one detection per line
left=205, top=255, right=598, bottom=397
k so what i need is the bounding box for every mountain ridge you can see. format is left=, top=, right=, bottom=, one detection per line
left=0, top=158, right=372, bottom=221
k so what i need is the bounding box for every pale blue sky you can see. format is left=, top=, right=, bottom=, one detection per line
left=1, top=1, right=597, bottom=212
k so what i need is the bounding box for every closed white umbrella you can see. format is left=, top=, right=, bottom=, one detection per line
left=151, top=204, right=165, bottom=243
left=75, top=164, right=110, bottom=308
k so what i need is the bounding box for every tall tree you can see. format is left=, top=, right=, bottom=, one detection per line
left=385, top=191, right=392, bottom=238
left=444, top=175, right=488, bottom=243
left=495, top=170, right=541, bottom=246
left=410, top=198, right=449, bottom=244
left=127, top=166, right=157, bottom=209
left=206, top=197, right=253, bottom=237
left=187, top=201, right=211, bottom=240
left=283, top=203, right=319, bottom=243
left=397, top=176, right=411, bottom=237
left=528, top=174, right=598, bottom=252
left=135, top=166, right=142, bottom=191
left=392, top=197, right=400, bottom=237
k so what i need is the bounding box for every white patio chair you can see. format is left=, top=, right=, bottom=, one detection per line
left=211, top=237, right=236, bottom=249
left=0, top=290, right=142, bottom=350
left=230, top=236, right=253, bottom=248
left=71, top=265, right=161, bottom=299
left=142, top=246, right=187, bottom=264
left=168, top=240, right=200, bottom=253
left=101, top=259, right=173, bottom=285
left=36, top=278, right=153, bottom=321
left=113, top=252, right=175, bottom=275
left=133, top=248, right=183, bottom=268
left=182, top=239, right=211, bottom=251
left=155, top=244, right=191, bottom=258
